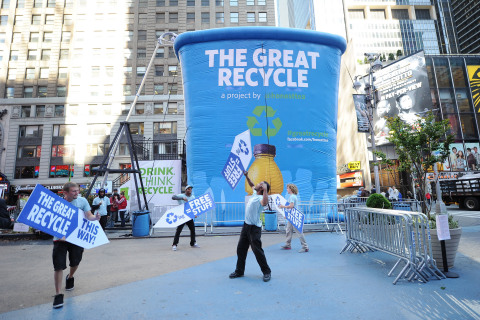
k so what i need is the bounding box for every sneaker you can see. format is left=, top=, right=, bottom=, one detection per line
left=172, top=245, right=177, bottom=251
left=53, top=294, right=64, bottom=309
left=281, top=245, right=291, bottom=250
left=298, top=248, right=309, bottom=253
left=65, top=275, right=74, bottom=291
left=263, top=273, right=271, bottom=282
left=191, top=243, right=200, bottom=248
left=229, top=272, right=244, bottom=279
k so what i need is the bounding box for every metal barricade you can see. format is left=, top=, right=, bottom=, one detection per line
left=340, top=207, right=444, bottom=284
left=299, top=202, right=345, bottom=234
left=208, top=202, right=245, bottom=233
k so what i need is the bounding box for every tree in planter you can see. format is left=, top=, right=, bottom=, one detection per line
left=386, top=112, right=454, bottom=218
left=372, top=150, right=399, bottom=190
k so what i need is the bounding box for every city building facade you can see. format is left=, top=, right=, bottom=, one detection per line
left=451, top=0, right=480, bottom=54
left=0, top=0, right=275, bottom=199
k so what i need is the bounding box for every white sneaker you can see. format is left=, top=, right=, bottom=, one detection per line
left=172, top=245, right=177, bottom=251
left=191, top=243, right=200, bottom=248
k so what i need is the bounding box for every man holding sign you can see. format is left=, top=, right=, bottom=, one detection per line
left=52, top=182, right=100, bottom=309
left=171, top=185, right=200, bottom=251
left=278, top=183, right=309, bottom=253
left=229, top=171, right=272, bottom=282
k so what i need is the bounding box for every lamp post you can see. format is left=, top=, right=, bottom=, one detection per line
left=353, top=53, right=383, bottom=193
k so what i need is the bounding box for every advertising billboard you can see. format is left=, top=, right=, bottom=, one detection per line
left=372, top=51, right=431, bottom=146
left=174, top=27, right=346, bottom=207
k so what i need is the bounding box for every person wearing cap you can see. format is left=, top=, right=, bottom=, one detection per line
left=171, top=185, right=199, bottom=251
left=92, top=188, right=110, bottom=230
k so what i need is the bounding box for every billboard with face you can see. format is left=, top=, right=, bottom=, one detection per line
left=372, top=51, right=432, bottom=146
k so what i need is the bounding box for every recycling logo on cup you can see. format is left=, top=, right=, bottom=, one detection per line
left=247, top=106, right=282, bottom=137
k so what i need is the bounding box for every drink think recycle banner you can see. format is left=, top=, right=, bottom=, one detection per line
left=17, top=184, right=109, bottom=249
left=154, top=192, right=215, bottom=228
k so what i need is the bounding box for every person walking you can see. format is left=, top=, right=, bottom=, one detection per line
left=229, top=171, right=272, bottom=282
left=53, top=182, right=100, bottom=309
left=92, top=188, right=109, bottom=230
left=279, top=183, right=309, bottom=253
left=171, top=185, right=199, bottom=251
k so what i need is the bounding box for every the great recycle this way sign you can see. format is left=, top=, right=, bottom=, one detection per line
left=17, top=184, right=109, bottom=249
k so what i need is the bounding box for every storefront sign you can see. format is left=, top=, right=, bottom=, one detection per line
left=14, top=184, right=63, bottom=193
left=348, top=161, right=361, bottom=170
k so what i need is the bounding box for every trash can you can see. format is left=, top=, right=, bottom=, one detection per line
left=132, top=210, right=150, bottom=237
left=263, top=210, right=277, bottom=231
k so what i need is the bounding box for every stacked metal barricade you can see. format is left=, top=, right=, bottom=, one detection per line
left=341, top=207, right=445, bottom=284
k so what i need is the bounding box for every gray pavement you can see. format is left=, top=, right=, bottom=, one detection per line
left=1, top=220, right=480, bottom=320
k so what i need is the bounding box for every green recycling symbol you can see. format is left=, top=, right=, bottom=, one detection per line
left=247, top=106, right=283, bottom=137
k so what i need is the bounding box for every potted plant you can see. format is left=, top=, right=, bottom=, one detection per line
left=429, top=214, right=461, bottom=270
left=366, top=193, right=392, bottom=209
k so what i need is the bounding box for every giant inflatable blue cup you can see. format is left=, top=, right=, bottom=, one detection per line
left=174, top=27, right=346, bottom=206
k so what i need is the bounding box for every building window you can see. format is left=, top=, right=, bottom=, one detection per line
left=168, top=84, right=178, bottom=95
left=10, top=50, right=19, bottom=61
left=138, top=30, right=147, bottom=41
left=156, top=48, right=164, bottom=58
left=187, top=12, right=195, bottom=23
left=216, top=12, right=224, bottom=23
left=153, top=121, right=177, bottom=134
left=5, top=87, right=14, bottom=98
left=26, top=68, right=36, bottom=80
left=43, top=32, right=53, bottom=43
left=26, top=50, right=36, bottom=61
left=19, top=125, right=43, bottom=138
left=30, top=32, right=39, bottom=43
left=15, top=166, right=40, bottom=179
left=123, top=85, right=132, bottom=96
left=230, top=0, right=237, bottom=6
left=201, top=12, right=210, bottom=23
left=154, top=84, right=164, bottom=95
left=370, top=9, right=385, bottom=20
left=168, top=65, right=177, bottom=76
left=32, top=15, right=41, bottom=25
left=137, top=48, right=146, bottom=58
left=137, top=66, right=146, bottom=77
left=14, top=15, right=22, bottom=25
left=53, top=124, right=74, bottom=136
left=155, top=65, right=164, bottom=76
left=47, top=0, right=55, bottom=8
left=24, top=87, right=34, bottom=98
left=12, top=32, right=22, bottom=43
left=348, top=9, right=364, bottom=20
left=169, top=12, right=178, bottom=23
left=136, top=103, right=144, bottom=115
left=259, top=12, right=267, bottom=22
left=33, top=0, right=42, bottom=7
left=392, top=9, right=409, bottom=20
left=62, top=31, right=71, bottom=43
left=58, top=68, right=68, bottom=79
left=7, top=68, right=16, bottom=80
left=45, top=14, right=55, bottom=25
left=57, top=87, right=66, bottom=97
left=167, top=102, right=177, bottom=114
left=247, top=12, right=255, bottom=23
left=246, top=0, right=254, bottom=5
left=0, top=15, right=8, bottom=26
left=49, top=165, right=74, bottom=178
left=40, top=68, right=49, bottom=79
left=85, top=143, right=109, bottom=156
left=21, top=105, right=31, bottom=117
left=129, top=122, right=144, bottom=135
left=0, top=32, right=5, bottom=43
left=138, top=13, right=147, bottom=24
left=415, top=9, right=431, bottom=20
left=17, top=146, right=42, bottom=158
left=230, top=12, right=238, bottom=23
left=42, top=49, right=51, bottom=61
left=60, top=49, right=69, bottom=60
left=187, top=0, right=194, bottom=5
left=170, top=0, right=178, bottom=5
left=36, top=105, right=46, bottom=117
left=38, top=86, right=48, bottom=98
left=87, top=123, right=111, bottom=136
left=118, top=144, right=130, bottom=156
left=51, top=145, right=75, bottom=157
left=201, top=0, right=209, bottom=5
left=154, top=103, right=164, bottom=114
left=216, top=0, right=223, bottom=6
left=1, top=0, right=10, bottom=8
left=54, top=105, right=64, bottom=117
left=258, top=0, right=265, bottom=4
left=156, top=13, right=165, bottom=23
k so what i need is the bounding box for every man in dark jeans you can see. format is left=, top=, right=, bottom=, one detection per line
left=171, top=185, right=200, bottom=251
left=229, top=171, right=271, bottom=282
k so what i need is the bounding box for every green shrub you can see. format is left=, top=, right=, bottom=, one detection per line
left=366, top=193, right=392, bottom=209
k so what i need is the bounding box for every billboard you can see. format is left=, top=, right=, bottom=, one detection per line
left=372, top=51, right=431, bottom=146
left=467, top=65, right=480, bottom=112
left=174, top=27, right=346, bottom=207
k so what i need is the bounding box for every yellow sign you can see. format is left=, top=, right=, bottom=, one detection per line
left=348, top=161, right=361, bottom=170
left=467, top=65, right=480, bottom=112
